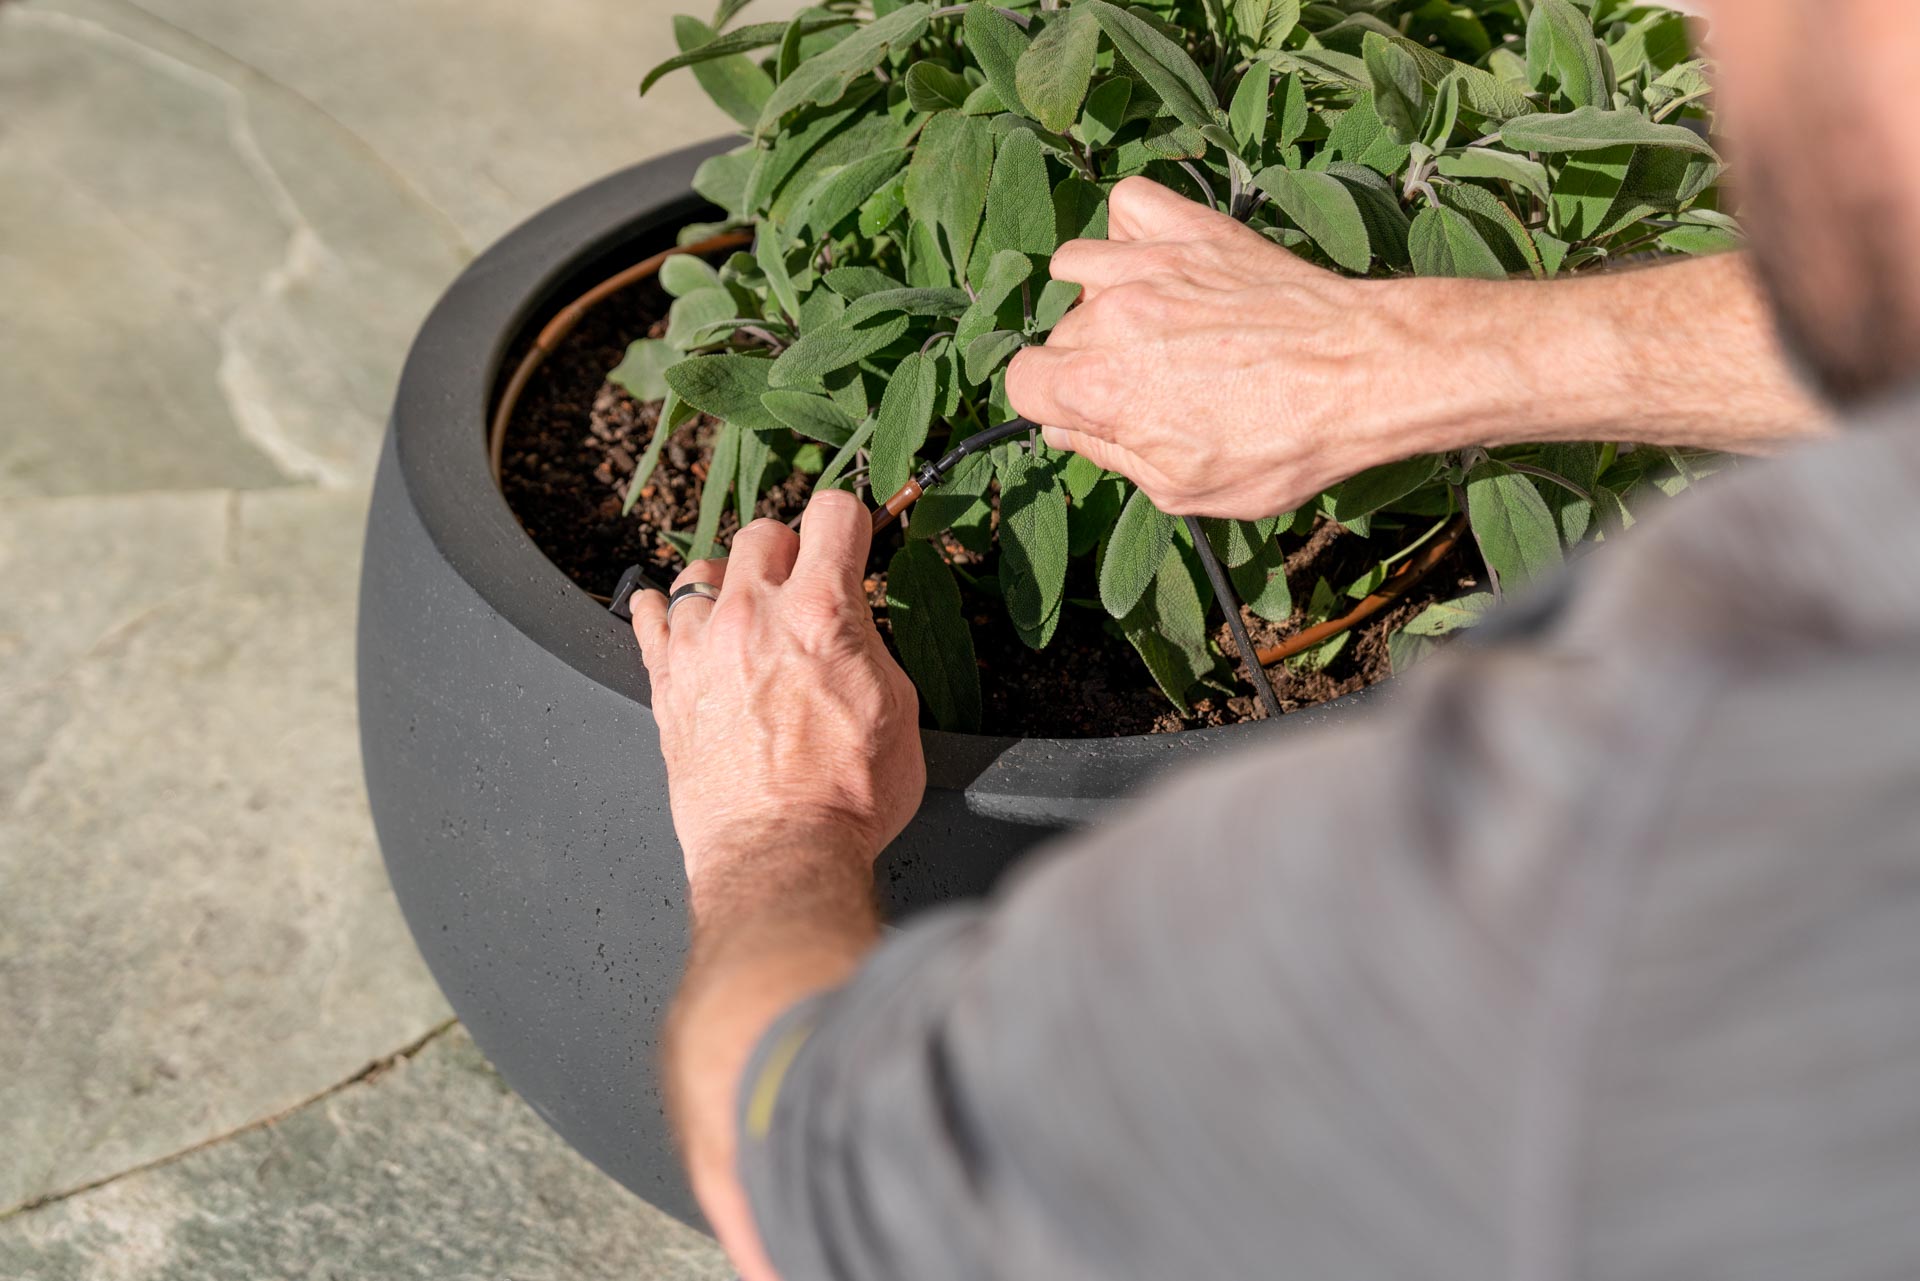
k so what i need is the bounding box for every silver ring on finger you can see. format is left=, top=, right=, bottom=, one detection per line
left=666, top=581, right=721, bottom=620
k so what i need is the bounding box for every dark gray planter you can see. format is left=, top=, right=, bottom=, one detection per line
left=357, top=141, right=1369, bottom=1228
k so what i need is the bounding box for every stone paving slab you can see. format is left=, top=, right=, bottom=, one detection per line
left=0, top=0, right=777, bottom=498
left=0, top=1025, right=732, bottom=1281
left=0, top=487, right=451, bottom=1213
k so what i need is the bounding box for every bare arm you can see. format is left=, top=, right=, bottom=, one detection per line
left=666, top=836, right=879, bottom=1281
left=629, top=490, right=924, bottom=1281
left=1006, top=178, right=1830, bottom=521
left=1434, top=250, right=1827, bottom=456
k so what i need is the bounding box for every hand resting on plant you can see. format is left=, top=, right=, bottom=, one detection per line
left=1008, top=176, right=1825, bottom=522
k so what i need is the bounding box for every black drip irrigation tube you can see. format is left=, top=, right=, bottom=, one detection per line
left=869, top=416, right=1286, bottom=719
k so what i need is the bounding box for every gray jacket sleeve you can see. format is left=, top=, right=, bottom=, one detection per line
left=735, top=419, right=1920, bottom=1281
left=735, top=617, right=1707, bottom=1281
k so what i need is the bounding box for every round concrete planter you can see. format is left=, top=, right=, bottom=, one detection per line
left=357, top=141, right=1370, bottom=1227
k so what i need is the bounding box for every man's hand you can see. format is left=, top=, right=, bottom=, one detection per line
left=1008, top=176, right=1412, bottom=519
left=631, top=489, right=925, bottom=889
left=1007, top=176, right=1826, bottom=522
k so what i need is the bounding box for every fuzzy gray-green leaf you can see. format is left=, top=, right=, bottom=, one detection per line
left=868, top=351, right=940, bottom=499
left=641, top=17, right=844, bottom=95
left=690, top=419, right=741, bottom=562
left=1363, top=32, right=1426, bottom=146
left=1324, top=455, right=1439, bottom=525
left=1436, top=148, right=1552, bottom=206
left=1017, top=5, right=1101, bottom=133
left=1083, top=0, right=1219, bottom=130
left=980, top=128, right=1057, bottom=274
left=1409, top=205, right=1508, bottom=280
left=753, top=4, right=930, bottom=137
left=760, top=390, right=857, bottom=446
left=1255, top=167, right=1372, bottom=273
left=887, top=541, right=983, bottom=732
left=963, top=2, right=1029, bottom=116
left=608, top=339, right=678, bottom=403
left=1119, top=547, right=1215, bottom=712
left=1467, top=462, right=1565, bottom=592
left=1100, top=486, right=1178, bottom=618
left=1501, top=107, right=1718, bottom=158
left=995, top=447, right=1068, bottom=649
left=768, top=313, right=911, bottom=387
left=905, top=110, right=996, bottom=282
left=664, top=354, right=787, bottom=436
left=674, top=15, right=774, bottom=127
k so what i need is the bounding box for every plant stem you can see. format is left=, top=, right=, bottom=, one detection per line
left=1504, top=461, right=1595, bottom=506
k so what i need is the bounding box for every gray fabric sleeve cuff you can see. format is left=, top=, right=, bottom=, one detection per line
left=733, top=908, right=989, bottom=1281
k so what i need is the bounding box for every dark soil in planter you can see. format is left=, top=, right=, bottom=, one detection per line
left=499, top=267, right=1481, bottom=738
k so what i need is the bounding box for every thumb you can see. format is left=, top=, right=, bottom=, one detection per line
left=1106, top=175, right=1240, bottom=242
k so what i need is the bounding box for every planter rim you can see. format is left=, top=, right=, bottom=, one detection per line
left=390, top=140, right=1370, bottom=815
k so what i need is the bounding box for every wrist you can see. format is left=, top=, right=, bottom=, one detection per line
left=1365, top=275, right=1569, bottom=457
left=684, top=819, right=878, bottom=919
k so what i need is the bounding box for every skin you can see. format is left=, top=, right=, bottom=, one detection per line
left=1004, top=176, right=1826, bottom=520
left=633, top=4, right=1890, bottom=1271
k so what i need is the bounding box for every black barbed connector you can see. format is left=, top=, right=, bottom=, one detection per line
left=608, top=564, right=667, bottom=622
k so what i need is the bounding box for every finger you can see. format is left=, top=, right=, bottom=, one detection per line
left=1108, top=175, right=1245, bottom=242
left=1044, top=290, right=1154, bottom=352
left=1049, top=238, right=1161, bottom=293
left=631, top=588, right=670, bottom=674
left=1040, top=425, right=1144, bottom=478
left=1006, top=346, right=1111, bottom=438
left=727, top=517, right=801, bottom=588
left=667, top=557, right=727, bottom=633
left=790, top=488, right=872, bottom=594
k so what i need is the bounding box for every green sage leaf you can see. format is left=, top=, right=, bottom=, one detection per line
left=1436, top=148, right=1552, bottom=206
left=690, top=419, right=741, bottom=562
left=995, top=447, right=1069, bottom=649
left=1409, top=205, right=1507, bottom=280
left=1500, top=107, right=1718, bottom=158
left=1017, top=5, right=1101, bottom=134
left=753, top=3, right=931, bottom=137
left=868, top=351, right=941, bottom=499
left=1324, top=455, right=1440, bottom=525
left=1100, top=486, right=1178, bottom=617
left=1363, top=31, right=1426, bottom=146
left=1255, top=167, right=1372, bottom=273
left=963, top=2, right=1030, bottom=116
left=608, top=339, right=678, bottom=403
left=887, top=541, right=983, bottom=732
left=905, top=110, right=996, bottom=282
left=641, top=17, right=845, bottom=95
left=1526, top=0, right=1610, bottom=109
left=1466, top=461, right=1565, bottom=592
left=664, top=354, right=787, bottom=436
left=1083, top=0, right=1219, bottom=130
left=673, top=15, right=774, bottom=128
left=768, top=312, right=911, bottom=387
left=760, top=390, right=857, bottom=446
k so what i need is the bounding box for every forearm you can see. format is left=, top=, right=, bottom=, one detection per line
left=666, top=833, right=881, bottom=1281
left=1391, top=252, right=1831, bottom=458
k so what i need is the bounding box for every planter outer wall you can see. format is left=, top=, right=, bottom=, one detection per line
left=357, top=141, right=1369, bottom=1228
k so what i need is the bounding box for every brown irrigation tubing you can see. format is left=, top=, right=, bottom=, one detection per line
left=1254, top=515, right=1468, bottom=667
left=486, top=230, right=752, bottom=602
left=486, top=229, right=755, bottom=489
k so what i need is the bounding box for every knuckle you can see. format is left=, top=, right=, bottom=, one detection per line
left=784, top=590, right=847, bottom=636
left=807, top=487, right=860, bottom=517
left=1065, top=351, right=1124, bottom=423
